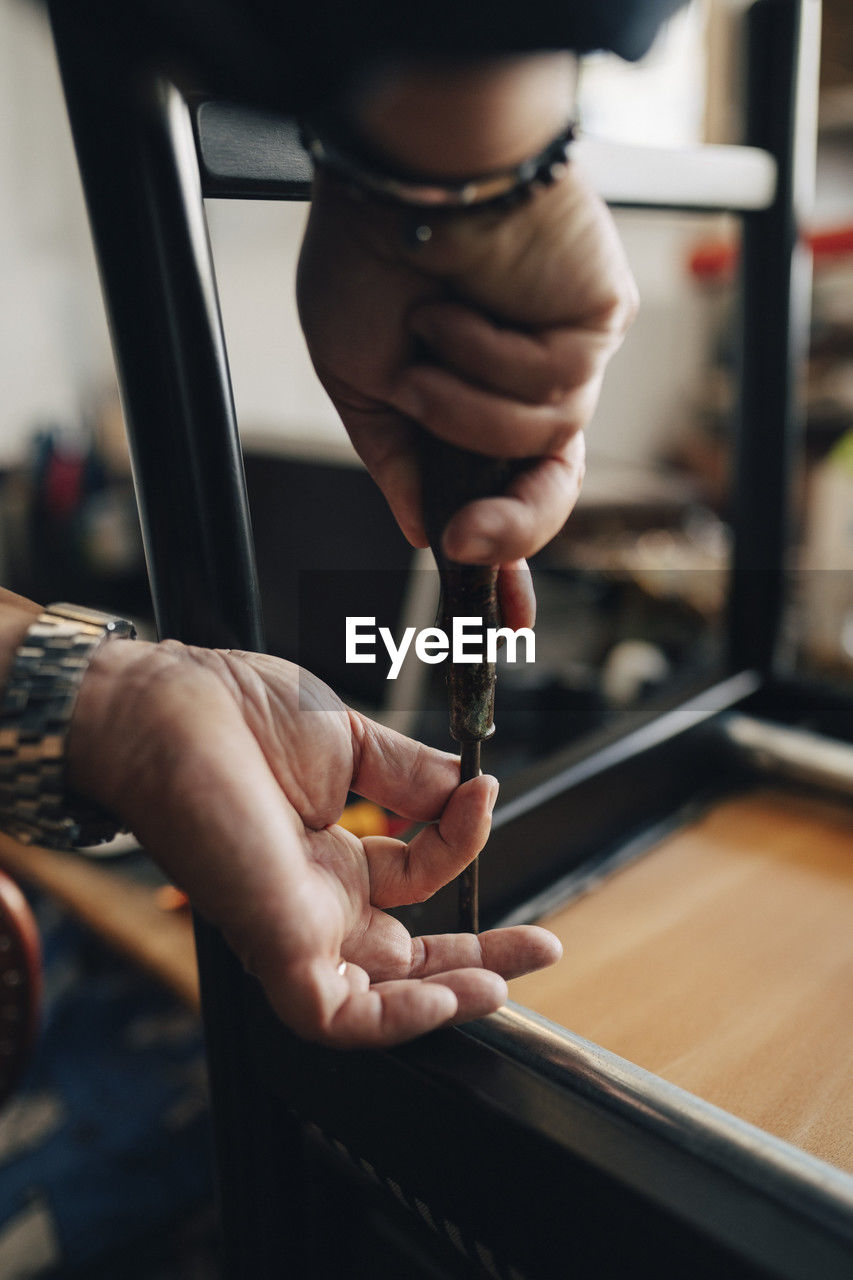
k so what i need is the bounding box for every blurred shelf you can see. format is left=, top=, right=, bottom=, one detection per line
left=819, top=87, right=853, bottom=137
left=573, top=137, right=777, bottom=213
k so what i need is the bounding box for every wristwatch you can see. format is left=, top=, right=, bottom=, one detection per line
left=0, top=603, right=136, bottom=850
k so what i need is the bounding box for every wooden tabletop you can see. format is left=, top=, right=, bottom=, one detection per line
left=510, top=788, right=853, bottom=1173
left=0, top=833, right=199, bottom=1011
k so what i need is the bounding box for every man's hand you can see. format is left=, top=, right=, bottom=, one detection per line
left=67, top=639, right=561, bottom=1048
left=297, top=163, right=636, bottom=627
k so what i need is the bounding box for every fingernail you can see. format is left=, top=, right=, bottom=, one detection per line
left=484, top=776, right=499, bottom=813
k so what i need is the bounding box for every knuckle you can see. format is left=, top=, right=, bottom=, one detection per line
left=409, top=935, right=427, bottom=978
left=571, top=344, right=603, bottom=391
left=545, top=417, right=580, bottom=457
left=604, top=273, right=640, bottom=340
left=533, top=337, right=572, bottom=403
left=621, top=272, right=641, bottom=329
left=507, top=502, right=536, bottom=549
left=548, top=332, right=604, bottom=398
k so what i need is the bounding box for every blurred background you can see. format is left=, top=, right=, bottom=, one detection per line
left=1, top=0, right=851, bottom=776
left=0, top=1, right=851, bottom=1273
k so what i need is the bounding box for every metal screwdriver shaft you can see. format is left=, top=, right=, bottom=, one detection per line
left=421, top=433, right=511, bottom=935
left=458, top=740, right=482, bottom=933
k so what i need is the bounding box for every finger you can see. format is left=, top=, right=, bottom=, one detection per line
left=338, top=959, right=371, bottom=997
left=348, top=710, right=463, bottom=821
left=256, top=919, right=499, bottom=1047
left=410, top=302, right=618, bottom=406
left=418, top=927, right=562, bottom=980
left=498, top=559, right=536, bottom=632
left=323, top=980, right=460, bottom=1049
left=262, top=955, right=458, bottom=1049
left=389, top=362, right=601, bottom=458
left=423, top=969, right=507, bottom=1024
left=363, top=774, right=497, bottom=908
left=321, top=971, right=509, bottom=1046
left=363, top=925, right=562, bottom=983
left=444, top=432, right=587, bottom=564
left=334, top=405, right=427, bottom=548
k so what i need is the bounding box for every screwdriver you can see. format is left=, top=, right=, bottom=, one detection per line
left=421, top=433, right=513, bottom=934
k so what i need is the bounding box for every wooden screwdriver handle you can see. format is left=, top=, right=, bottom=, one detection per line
left=421, top=435, right=511, bottom=747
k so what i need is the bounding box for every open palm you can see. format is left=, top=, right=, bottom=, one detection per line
left=70, top=641, right=561, bottom=1048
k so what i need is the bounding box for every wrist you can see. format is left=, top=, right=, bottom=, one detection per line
left=345, top=53, right=578, bottom=179
left=310, top=155, right=574, bottom=279
left=66, top=637, right=163, bottom=814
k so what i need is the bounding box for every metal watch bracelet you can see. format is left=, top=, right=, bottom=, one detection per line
left=0, top=603, right=136, bottom=850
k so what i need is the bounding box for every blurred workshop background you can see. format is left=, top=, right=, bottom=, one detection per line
left=0, top=0, right=851, bottom=1276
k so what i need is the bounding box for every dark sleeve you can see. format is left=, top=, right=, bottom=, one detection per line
left=237, top=0, right=691, bottom=110
left=58, top=0, right=689, bottom=114
left=540, top=0, right=690, bottom=59
left=260, top=0, right=690, bottom=65
left=375, top=0, right=690, bottom=62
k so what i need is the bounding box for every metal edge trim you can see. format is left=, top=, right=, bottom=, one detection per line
left=493, top=670, right=761, bottom=830
left=722, top=713, right=853, bottom=799
left=464, top=1003, right=853, bottom=1242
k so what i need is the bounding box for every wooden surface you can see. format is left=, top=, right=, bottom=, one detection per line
left=0, top=833, right=200, bottom=1011
left=510, top=789, right=853, bottom=1173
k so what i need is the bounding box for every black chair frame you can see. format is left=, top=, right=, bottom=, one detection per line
left=49, top=1, right=853, bottom=1276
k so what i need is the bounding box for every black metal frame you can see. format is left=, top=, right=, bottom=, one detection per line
left=49, top=1, right=852, bottom=1276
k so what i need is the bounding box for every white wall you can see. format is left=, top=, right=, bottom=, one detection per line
left=206, top=200, right=350, bottom=452
left=0, top=0, right=114, bottom=462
